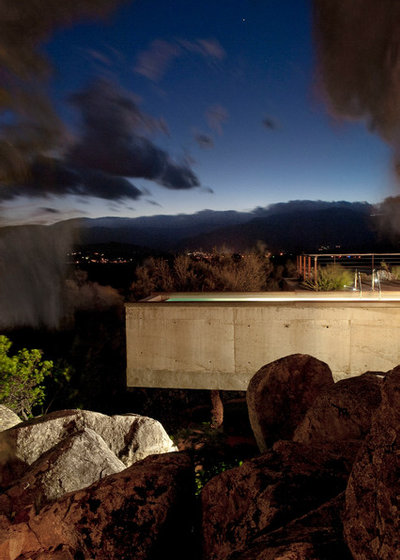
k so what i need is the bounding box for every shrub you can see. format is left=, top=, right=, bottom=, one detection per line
left=391, top=265, right=400, bottom=280
left=0, top=335, right=69, bottom=419
left=172, top=422, right=245, bottom=495
left=303, top=264, right=353, bottom=291
left=130, top=251, right=273, bottom=299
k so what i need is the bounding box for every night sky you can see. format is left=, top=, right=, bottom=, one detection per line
left=0, top=0, right=397, bottom=225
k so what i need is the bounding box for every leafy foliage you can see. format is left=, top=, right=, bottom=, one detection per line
left=391, top=265, right=400, bottom=280
left=172, top=422, right=247, bottom=495
left=0, top=335, right=69, bottom=419
left=194, top=457, right=243, bottom=495
left=303, top=264, right=353, bottom=291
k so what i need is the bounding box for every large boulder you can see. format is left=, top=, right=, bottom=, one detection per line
left=247, top=354, right=334, bottom=451
left=202, top=439, right=358, bottom=560
left=0, top=452, right=194, bottom=560
left=0, top=409, right=176, bottom=483
left=12, top=546, right=76, bottom=559
left=0, top=406, right=21, bottom=432
left=344, top=365, right=400, bottom=559
left=225, top=493, right=352, bottom=560
left=0, top=428, right=125, bottom=518
left=293, top=372, right=384, bottom=444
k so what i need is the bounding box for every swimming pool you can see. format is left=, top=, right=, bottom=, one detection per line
left=126, top=291, right=400, bottom=391
left=145, top=291, right=400, bottom=303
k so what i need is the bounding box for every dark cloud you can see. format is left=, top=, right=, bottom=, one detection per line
left=262, top=117, right=276, bottom=130
left=134, top=38, right=226, bottom=82
left=195, top=133, right=214, bottom=149
left=40, top=207, right=61, bottom=214
left=86, top=49, right=113, bottom=66
left=161, top=162, right=199, bottom=190
left=140, top=186, right=152, bottom=196
left=206, top=104, right=229, bottom=135
left=0, top=0, right=125, bottom=183
left=312, top=0, right=400, bottom=173
left=146, top=199, right=162, bottom=207
left=30, top=206, right=87, bottom=224
left=79, top=168, right=143, bottom=199
left=0, top=4, right=202, bottom=206
left=0, top=156, right=143, bottom=201
left=68, top=80, right=201, bottom=190
left=0, top=1, right=131, bottom=329
left=179, top=38, right=226, bottom=60
left=69, top=79, right=162, bottom=137
left=0, top=157, right=77, bottom=200
left=0, top=0, right=125, bottom=92
left=134, top=39, right=182, bottom=81
left=158, top=117, right=170, bottom=136
left=0, top=79, right=200, bottom=201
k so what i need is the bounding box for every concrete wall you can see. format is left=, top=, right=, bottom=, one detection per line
left=125, top=297, right=400, bottom=390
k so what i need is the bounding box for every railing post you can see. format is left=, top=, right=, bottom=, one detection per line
left=314, top=256, right=318, bottom=284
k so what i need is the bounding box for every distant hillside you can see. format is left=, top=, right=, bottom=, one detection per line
left=179, top=203, right=378, bottom=253
left=60, top=209, right=253, bottom=250
left=0, top=201, right=395, bottom=254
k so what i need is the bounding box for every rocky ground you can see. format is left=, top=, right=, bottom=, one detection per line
left=0, top=353, right=398, bottom=559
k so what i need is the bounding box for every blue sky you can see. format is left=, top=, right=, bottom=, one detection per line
left=0, top=0, right=396, bottom=224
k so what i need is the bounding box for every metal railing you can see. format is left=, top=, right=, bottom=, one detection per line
left=297, top=253, right=400, bottom=282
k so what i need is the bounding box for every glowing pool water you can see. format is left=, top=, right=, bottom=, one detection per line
left=146, top=291, right=400, bottom=303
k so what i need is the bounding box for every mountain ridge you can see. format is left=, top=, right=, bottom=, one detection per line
left=1, top=201, right=390, bottom=253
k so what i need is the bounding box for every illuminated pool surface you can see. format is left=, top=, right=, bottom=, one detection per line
left=145, top=291, right=400, bottom=303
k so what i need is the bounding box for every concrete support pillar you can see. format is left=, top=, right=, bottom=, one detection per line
left=210, top=390, right=224, bottom=429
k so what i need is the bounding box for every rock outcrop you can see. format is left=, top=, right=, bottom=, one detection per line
left=0, top=409, right=176, bottom=486
left=0, top=452, right=194, bottom=560
left=2, top=354, right=399, bottom=559
left=0, top=428, right=126, bottom=517
left=344, top=365, right=400, bottom=559
left=0, top=406, right=21, bottom=432
left=246, top=354, right=334, bottom=451
left=293, top=371, right=384, bottom=444
left=225, top=493, right=353, bottom=560
left=0, top=407, right=178, bottom=536
left=202, top=439, right=359, bottom=560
